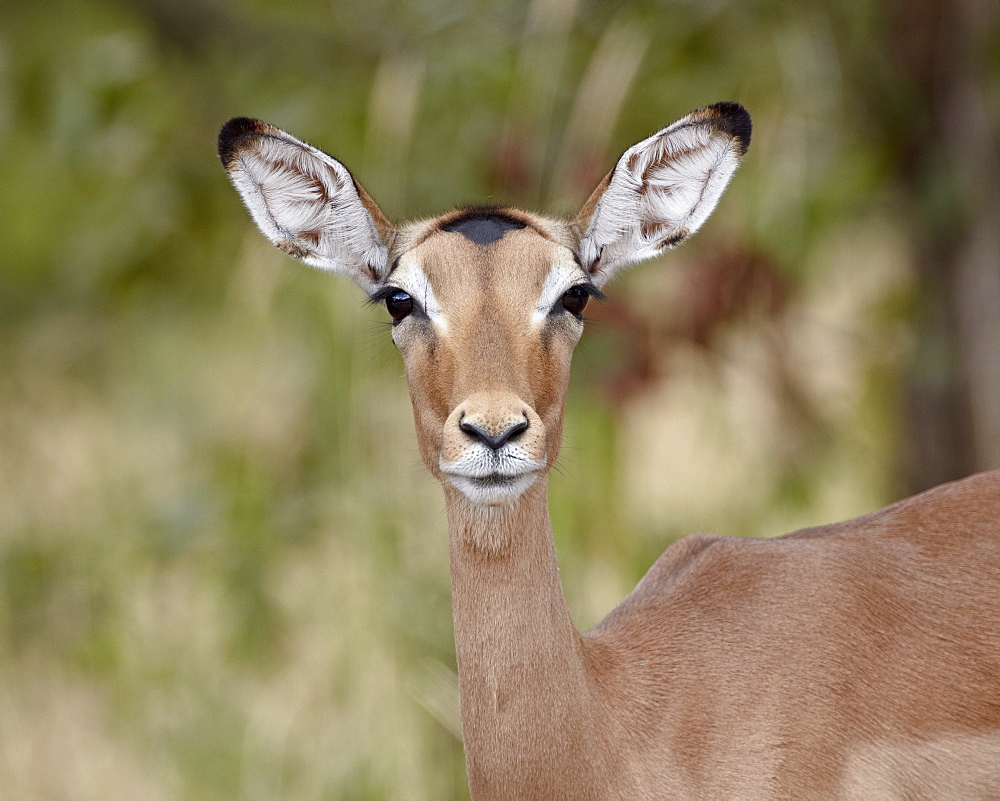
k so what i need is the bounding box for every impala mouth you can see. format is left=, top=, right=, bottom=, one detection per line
left=442, top=465, right=543, bottom=506
left=467, top=473, right=520, bottom=487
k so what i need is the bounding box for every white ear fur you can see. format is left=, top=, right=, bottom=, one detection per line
left=218, top=118, right=393, bottom=293
left=576, top=102, right=751, bottom=287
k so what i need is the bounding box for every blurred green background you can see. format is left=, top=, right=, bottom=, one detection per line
left=1, top=0, right=997, bottom=798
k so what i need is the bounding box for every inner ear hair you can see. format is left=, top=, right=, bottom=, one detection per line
left=218, top=117, right=394, bottom=292
left=575, top=102, right=751, bottom=285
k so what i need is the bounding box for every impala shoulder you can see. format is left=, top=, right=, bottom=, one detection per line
left=587, top=534, right=727, bottom=636
left=633, top=533, right=734, bottom=596
left=648, top=532, right=723, bottom=577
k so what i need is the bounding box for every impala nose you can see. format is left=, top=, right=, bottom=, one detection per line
left=459, top=417, right=529, bottom=451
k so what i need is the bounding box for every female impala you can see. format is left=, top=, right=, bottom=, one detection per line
left=219, top=103, right=1000, bottom=799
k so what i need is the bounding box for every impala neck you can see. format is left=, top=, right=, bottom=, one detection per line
left=445, top=479, right=617, bottom=798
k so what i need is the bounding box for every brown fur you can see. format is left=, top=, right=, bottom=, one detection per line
left=220, top=107, right=1000, bottom=798
left=390, top=217, right=1000, bottom=798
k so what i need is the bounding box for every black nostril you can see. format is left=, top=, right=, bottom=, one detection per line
left=459, top=418, right=529, bottom=451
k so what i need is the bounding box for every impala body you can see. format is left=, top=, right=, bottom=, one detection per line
left=219, top=103, right=1000, bottom=799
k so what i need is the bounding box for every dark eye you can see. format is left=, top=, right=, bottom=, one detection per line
left=562, top=286, right=590, bottom=317
left=385, top=289, right=414, bottom=322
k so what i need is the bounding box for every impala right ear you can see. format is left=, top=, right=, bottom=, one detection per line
left=218, top=118, right=395, bottom=293
left=574, top=102, right=751, bottom=288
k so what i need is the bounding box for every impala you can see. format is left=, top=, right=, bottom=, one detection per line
left=219, top=102, right=1000, bottom=798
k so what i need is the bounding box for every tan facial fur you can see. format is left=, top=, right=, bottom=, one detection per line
left=388, top=214, right=585, bottom=505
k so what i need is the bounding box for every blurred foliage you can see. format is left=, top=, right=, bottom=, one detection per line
left=0, top=0, right=997, bottom=798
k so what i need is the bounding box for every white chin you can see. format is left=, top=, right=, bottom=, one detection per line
left=446, top=472, right=540, bottom=506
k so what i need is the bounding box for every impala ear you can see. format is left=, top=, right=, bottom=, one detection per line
left=574, top=102, right=751, bottom=287
left=218, top=118, right=395, bottom=293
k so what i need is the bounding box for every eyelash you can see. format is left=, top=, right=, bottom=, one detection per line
left=367, top=286, right=408, bottom=305
left=555, top=282, right=605, bottom=318
left=568, top=283, right=606, bottom=303
left=366, top=282, right=605, bottom=320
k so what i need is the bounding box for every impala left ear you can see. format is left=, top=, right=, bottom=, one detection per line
left=574, top=102, right=751, bottom=287
left=218, top=117, right=395, bottom=294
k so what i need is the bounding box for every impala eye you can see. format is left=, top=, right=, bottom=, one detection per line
left=562, top=286, right=590, bottom=317
left=385, top=289, right=414, bottom=322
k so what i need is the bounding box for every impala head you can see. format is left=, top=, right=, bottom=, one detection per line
left=219, top=103, right=750, bottom=507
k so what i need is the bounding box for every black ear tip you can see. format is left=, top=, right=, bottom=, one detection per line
left=703, top=102, right=752, bottom=156
left=218, top=117, right=269, bottom=166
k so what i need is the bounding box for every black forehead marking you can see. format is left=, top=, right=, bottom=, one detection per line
left=439, top=212, right=528, bottom=246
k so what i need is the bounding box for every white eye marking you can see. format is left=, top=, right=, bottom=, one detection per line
left=390, top=256, right=448, bottom=331
left=532, top=261, right=587, bottom=326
